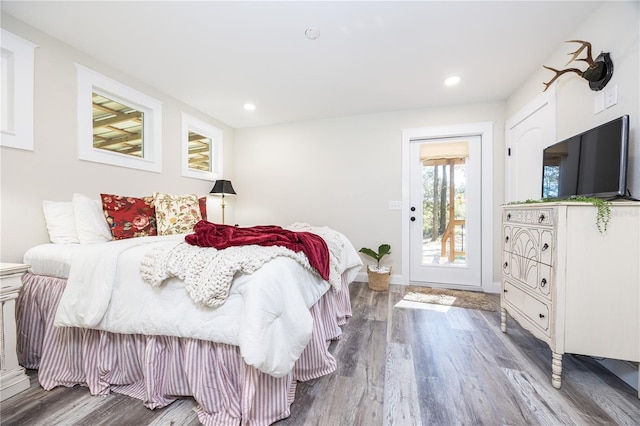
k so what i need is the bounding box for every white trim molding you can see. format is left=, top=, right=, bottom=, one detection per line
left=0, top=29, right=37, bottom=151
left=76, top=64, right=163, bottom=173
left=401, top=121, right=496, bottom=293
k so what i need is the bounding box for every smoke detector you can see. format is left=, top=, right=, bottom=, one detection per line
left=305, top=27, right=320, bottom=40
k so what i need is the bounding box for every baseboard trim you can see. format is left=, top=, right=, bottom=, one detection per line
left=355, top=272, right=402, bottom=285
left=594, top=358, right=638, bottom=391
left=355, top=272, right=501, bottom=293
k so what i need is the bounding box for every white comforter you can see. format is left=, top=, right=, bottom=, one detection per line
left=54, top=231, right=362, bottom=377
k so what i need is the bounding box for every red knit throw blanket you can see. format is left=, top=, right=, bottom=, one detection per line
left=185, top=221, right=330, bottom=281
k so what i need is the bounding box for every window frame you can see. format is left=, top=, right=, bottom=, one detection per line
left=1, top=29, right=37, bottom=151
left=76, top=64, right=163, bottom=173
left=181, top=112, right=223, bottom=181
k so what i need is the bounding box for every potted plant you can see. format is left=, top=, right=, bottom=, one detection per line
left=359, top=244, right=391, bottom=291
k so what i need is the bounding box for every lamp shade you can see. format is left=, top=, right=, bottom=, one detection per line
left=209, top=180, right=236, bottom=196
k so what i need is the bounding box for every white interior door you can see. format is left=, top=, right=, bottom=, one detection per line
left=505, top=87, right=557, bottom=203
left=409, top=136, right=482, bottom=288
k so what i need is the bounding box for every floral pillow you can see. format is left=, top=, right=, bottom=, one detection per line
left=101, top=193, right=157, bottom=239
left=153, top=192, right=202, bottom=235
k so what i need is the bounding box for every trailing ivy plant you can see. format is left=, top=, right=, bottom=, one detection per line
left=507, top=196, right=611, bottom=234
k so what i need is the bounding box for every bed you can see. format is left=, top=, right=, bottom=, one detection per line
left=16, top=217, right=362, bottom=425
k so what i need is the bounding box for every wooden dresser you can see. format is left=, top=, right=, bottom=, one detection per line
left=1, top=263, right=30, bottom=401
left=500, top=202, right=639, bottom=395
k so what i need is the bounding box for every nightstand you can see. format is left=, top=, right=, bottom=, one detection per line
left=1, top=263, right=30, bottom=401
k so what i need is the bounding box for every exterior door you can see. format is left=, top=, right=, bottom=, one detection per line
left=409, top=136, right=482, bottom=288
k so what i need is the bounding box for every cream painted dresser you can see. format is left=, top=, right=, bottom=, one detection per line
left=1, top=263, right=30, bottom=401
left=500, top=202, right=639, bottom=395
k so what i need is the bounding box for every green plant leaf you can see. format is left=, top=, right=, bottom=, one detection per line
left=359, top=247, right=380, bottom=260
left=360, top=244, right=391, bottom=267
left=378, top=244, right=391, bottom=257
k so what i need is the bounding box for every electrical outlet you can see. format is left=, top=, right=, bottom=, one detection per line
left=594, top=92, right=604, bottom=114
left=604, top=84, right=617, bottom=109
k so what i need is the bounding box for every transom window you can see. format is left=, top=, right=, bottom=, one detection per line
left=92, top=92, right=144, bottom=158
left=187, top=131, right=211, bottom=171
left=181, top=113, right=222, bottom=181
left=76, top=64, right=162, bottom=172
left=1, top=29, right=37, bottom=151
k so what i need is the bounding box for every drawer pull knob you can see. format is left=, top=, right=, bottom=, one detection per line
left=541, top=278, right=547, bottom=287
left=503, top=289, right=508, bottom=293
left=542, top=243, right=549, bottom=251
left=505, top=236, right=509, bottom=243
left=539, top=313, right=545, bottom=318
left=503, top=262, right=508, bottom=269
left=538, top=214, right=545, bottom=223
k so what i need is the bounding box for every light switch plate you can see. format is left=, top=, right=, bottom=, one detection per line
left=594, top=92, right=604, bottom=114
left=604, top=84, right=617, bottom=109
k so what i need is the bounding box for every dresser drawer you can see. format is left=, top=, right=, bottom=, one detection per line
left=503, top=251, right=539, bottom=290
left=504, top=207, right=554, bottom=227
left=502, top=280, right=551, bottom=336
left=502, top=253, right=553, bottom=300
left=503, top=225, right=554, bottom=266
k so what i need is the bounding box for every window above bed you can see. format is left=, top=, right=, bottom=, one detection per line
left=1, top=29, right=37, bottom=151
left=76, top=64, right=162, bottom=173
left=181, top=113, right=223, bottom=181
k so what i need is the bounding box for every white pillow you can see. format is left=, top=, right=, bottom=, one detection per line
left=42, top=201, right=80, bottom=244
left=72, top=193, right=113, bottom=244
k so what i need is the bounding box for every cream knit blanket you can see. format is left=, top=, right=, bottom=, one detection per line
left=140, top=224, right=346, bottom=308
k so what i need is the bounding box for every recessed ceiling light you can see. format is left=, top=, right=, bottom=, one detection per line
left=444, top=75, right=461, bottom=86
left=243, top=103, right=256, bottom=111
left=305, top=27, right=320, bottom=40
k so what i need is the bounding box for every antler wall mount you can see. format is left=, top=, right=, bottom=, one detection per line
left=542, top=40, right=613, bottom=92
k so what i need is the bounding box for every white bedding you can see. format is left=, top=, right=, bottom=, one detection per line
left=23, top=243, right=83, bottom=278
left=52, top=231, right=362, bottom=378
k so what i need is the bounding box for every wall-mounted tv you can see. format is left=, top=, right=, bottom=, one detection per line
left=542, top=115, right=630, bottom=200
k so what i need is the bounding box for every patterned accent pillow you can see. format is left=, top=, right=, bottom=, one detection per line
left=101, top=193, right=157, bottom=240
left=153, top=192, right=202, bottom=235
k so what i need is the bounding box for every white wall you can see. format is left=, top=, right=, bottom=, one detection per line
left=507, top=1, right=639, bottom=197
left=0, top=14, right=235, bottom=262
left=235, top=103, right=506, bottom=281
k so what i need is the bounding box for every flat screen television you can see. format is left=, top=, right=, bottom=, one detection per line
left=542, top=115, right=630, bottom=200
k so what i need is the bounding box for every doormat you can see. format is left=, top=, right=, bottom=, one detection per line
left=402, top=286, right=497, bottom=312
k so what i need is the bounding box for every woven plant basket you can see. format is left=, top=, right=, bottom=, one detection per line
left=367, top=265, right=391, bottom=291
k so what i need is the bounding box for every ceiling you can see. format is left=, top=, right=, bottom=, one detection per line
left=1, top=1, right=603, bottom=129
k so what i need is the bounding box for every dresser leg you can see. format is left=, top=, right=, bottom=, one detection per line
left=551, top=352, right=563, bottom=389
left=500, top=307, right=507, bottom=333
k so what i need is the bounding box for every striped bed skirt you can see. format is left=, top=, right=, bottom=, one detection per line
left=16, top=273, right=352, bottom=425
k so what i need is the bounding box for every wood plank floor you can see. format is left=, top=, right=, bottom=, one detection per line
left=2, top=281, right=639, bottom=425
